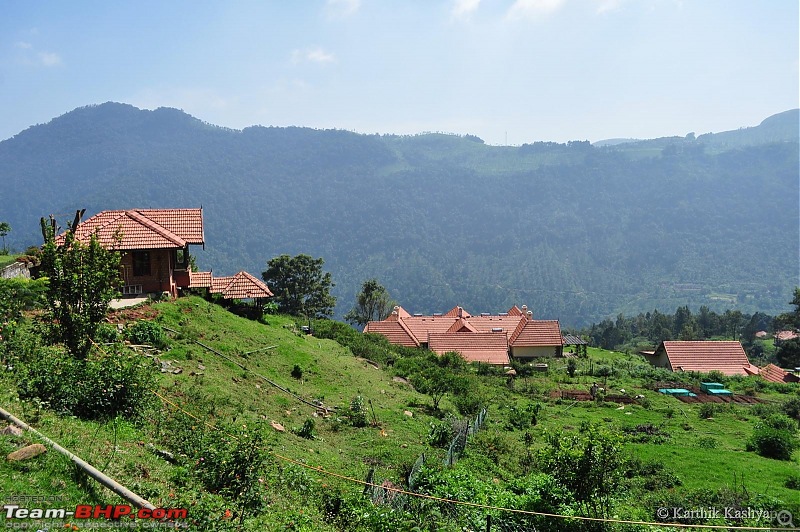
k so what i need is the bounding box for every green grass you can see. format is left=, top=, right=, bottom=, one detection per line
left=2, top=297, right=799, bottom=530
left=0, top=253, right=20, bottom=269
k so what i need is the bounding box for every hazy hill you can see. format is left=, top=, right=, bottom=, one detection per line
left=0, top=103, right=797, bottom=326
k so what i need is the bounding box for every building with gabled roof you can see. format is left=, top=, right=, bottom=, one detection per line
left=759, top=363, right=800, bottom=384
left=56, top=208, right=204, bottom=297
left=363, top=304, right=563, bottom=364
left=207, top=271, right=273, bottom=300
left=642, top=340, right=753, bottom=376
left=54, top=208, right=273, bottom=303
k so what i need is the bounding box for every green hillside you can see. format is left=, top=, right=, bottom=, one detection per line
left=2, top=297, right=799, bottom=530
left=0, top=104, right=797, bottom=326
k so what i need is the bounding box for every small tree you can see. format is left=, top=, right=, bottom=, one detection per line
left=40, top=214, right=121, bottom=358
left=262, top=254, right=336, bottom=319
left=0, top=222, right=10, bottom=254
left=344, top=278, right=396, bottom=326
left=411, top=366, right=468, bottom=412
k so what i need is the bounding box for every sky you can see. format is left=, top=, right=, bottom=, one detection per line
left=1, top=0, right=798, bottom=146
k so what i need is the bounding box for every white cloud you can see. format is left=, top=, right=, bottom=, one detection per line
left=595, top=0, right=623, bottom=14
left=37, top=51, right=62, bottom=67
left=451, top=0, right=481, bottom=19
left=326, top=0, right=360, bottom=17
left=292, top=47, right=336, bottom=65
left=14, top=41, right=32, bottom=49
left=507, top=0, right=566, bottom=19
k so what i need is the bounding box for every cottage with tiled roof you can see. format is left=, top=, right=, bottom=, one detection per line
left=643, top=340, right=753, bottom=376
left=759, top=363, right=800, bottom=384
left=57, top=208, right=204, bottom=297
left=364, top=304, right=563, bottom=365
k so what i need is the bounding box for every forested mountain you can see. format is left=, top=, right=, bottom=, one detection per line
left=0, top=103, right=797, bottom=326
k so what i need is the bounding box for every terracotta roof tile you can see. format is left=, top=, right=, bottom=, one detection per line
left=364, top=321, right=419, bottom=347
left=659, top=341, right=751, bottom=376
left=443, top=306, right=471, bottom=318
left=209, top=271, right=273, bottom=299
left=428, top=332, right=509, bottom=365
left=511, top=320, right=563, bottom=347
left=57, top=208, right=204, bottom=250
left=447, top=318, right=478, bottom=333
left=760, top=363, right=800, bottom=384
left=775, top=330, right=799, bottom=342
left=189, top=271, right=212, bottom=288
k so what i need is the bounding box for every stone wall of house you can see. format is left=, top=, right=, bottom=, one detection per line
left=0, top=261, right=31, bottom=280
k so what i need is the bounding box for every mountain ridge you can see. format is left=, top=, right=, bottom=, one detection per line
left=0, top=103, right=797, bottom=326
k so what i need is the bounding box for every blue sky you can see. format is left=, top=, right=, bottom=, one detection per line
left=1, top=0, right=797, bottom=145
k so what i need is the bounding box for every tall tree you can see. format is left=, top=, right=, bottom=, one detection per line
left=262, top=254, right=336, bottom=319
left=0, top=222, right=10, bottom=253
left=344, top=278, right=396, bottom=327
left=39, top=214, right=121, bottom=358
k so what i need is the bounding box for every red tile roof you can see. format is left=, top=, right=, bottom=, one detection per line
left=209, top=271, right=273, bottom=299
left=511, top=320, right=563, bottom=347
left=443, top=306, right=471, bottom=318
left=658, top=341, right=751, bottom=376
left=363, top=304, right=563, bottom=360
left=447, top=318, right=478, bottom=333
left=428, top=332, right=509, bottom=365
left=189, top=271, right=212, bottom=288
left=775, top=330, right=799, bottom=342
left=57, top=208, right=204, bottom=250
left=760, top=364, right=800, bottom=384
left=364, top=320, right=419, bottom=347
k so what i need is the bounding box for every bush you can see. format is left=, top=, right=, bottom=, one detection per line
left=125, top=320, right=167, bottom=348
left=294, top=418, right=315, bottom=439
left=291, top=364, right=303, bottom=380
left=782, top=397, right=800, bottom=421
left=95, top=323, right=121, bottom=343
left=699, top=403, right=717, bottom=419
left=349, top=395, right=368, bottom=427
left=17, top=345, right=157, bottom=420
left=746, top=414, right=799, bottom=461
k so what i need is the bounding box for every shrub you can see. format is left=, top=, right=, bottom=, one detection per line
left=294, top=418, right=315, bottom=439
left=782, top=397, right=800, bottom=421
left=699, top=403, right=717, bottom=419
left=290, top=364, right=303, bottom=380
left=427, top=419, right=454, bottom=448
left=567, top=358, right=577, bottom=377
left=746, top=414, right=799, bottom=461
left=349, top=395, right=368, bottom=427
left=17, top=345, right=157, bottom=420
left=451, top=392, right=483, bottom=416
left=95, top=323, right=121, bottom=343
left=125, top=320, right=167, bottom=348
left=784, top=473, right=800, bottom=490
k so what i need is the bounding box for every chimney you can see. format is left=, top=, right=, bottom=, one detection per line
left=527, top=310, right=533, bottom=320
left=457, top=306, right=463, bottom=318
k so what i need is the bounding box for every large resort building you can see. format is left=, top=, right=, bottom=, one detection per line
left=364, top=304, right=564, bottom=365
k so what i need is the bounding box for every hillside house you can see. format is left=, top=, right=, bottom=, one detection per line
left=54, top=208, right=273, bottom=302
left=641, top=340, right=757, bottom=376
left=56, top=208, right=205, bottom=297
left=364, top=304, right=563, bottom=365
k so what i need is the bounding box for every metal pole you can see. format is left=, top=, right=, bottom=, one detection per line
left=0, top=406, right=156, bottom=510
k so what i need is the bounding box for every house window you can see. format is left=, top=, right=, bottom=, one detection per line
left=133, top=251, right=150, bottom=277
left=175, top=248, right=189, bottom=270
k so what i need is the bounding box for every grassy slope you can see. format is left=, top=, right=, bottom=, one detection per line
left=2, top=298, right=799, bottom=529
